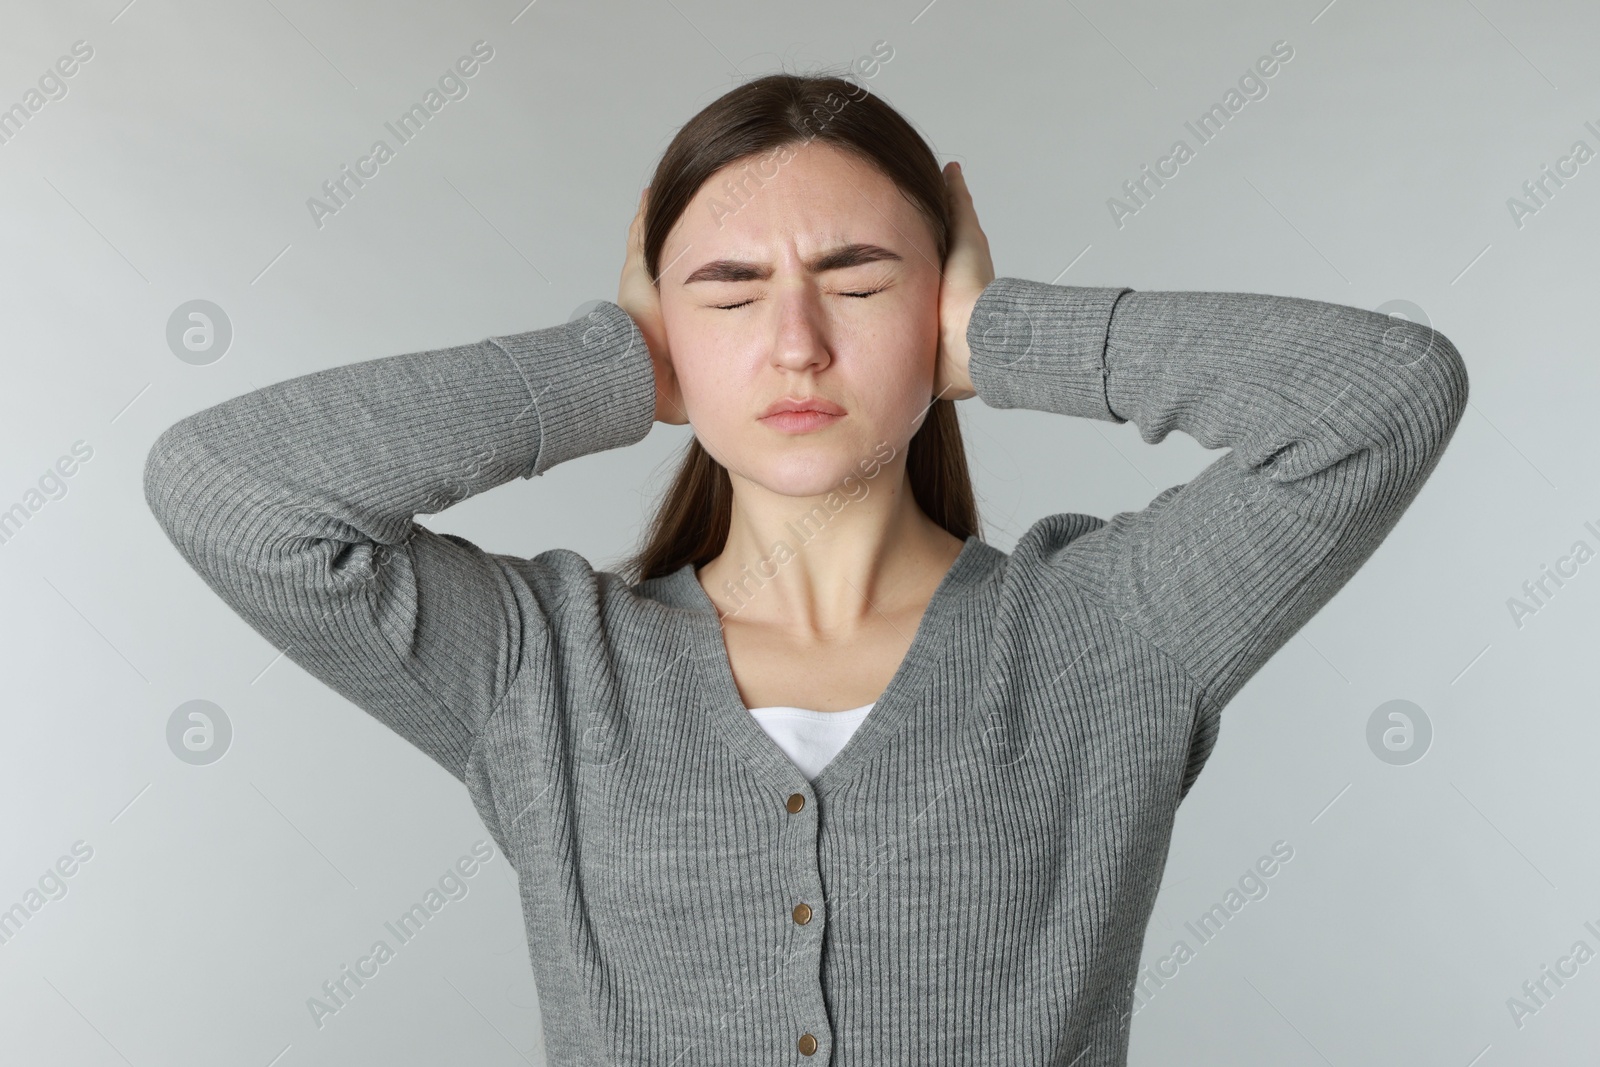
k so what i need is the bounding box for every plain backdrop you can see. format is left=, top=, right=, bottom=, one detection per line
left=1, top=1, right=1596, bottom=1064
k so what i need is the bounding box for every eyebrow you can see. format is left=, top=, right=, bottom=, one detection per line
left=680, top=242, right=903, bottom=285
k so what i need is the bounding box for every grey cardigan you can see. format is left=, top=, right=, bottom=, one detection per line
left=143, top=277, right=1469, bottom=1065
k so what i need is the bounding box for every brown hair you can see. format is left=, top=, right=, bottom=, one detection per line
left=616, top=70, right=981, bottom=585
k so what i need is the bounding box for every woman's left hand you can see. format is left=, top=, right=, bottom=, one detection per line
left=934, top=161, right=995, bottom=403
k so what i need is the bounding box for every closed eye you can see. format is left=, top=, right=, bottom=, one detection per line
left=712, top=286, right=888, bottom=311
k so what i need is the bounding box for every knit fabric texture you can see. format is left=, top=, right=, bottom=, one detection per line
left=143, top=277, right=1469, bottom=1065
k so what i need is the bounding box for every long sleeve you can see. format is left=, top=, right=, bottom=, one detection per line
left=966, top=277, right=1469, bottom=727
left=142, top=300, right=656, bottom=783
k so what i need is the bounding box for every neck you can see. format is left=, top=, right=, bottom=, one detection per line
left=701, top=466, right=962, bottom=636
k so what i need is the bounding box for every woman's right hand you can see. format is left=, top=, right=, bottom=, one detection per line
left=618, top=186, right=689, bottom=426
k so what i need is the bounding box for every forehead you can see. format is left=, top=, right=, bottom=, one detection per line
left=660, top=142, right=931, bottom=282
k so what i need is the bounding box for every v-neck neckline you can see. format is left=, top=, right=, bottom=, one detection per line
left=669, top=534, right=999, bottom=796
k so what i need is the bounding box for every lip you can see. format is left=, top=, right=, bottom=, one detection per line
left=759, top=395, right=847, bottom=419
left=761, top=410, right=843, bottom=433
left=758, top=395, right=847, bottom=435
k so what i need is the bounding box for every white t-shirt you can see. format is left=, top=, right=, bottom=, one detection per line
left=748, top=702, right=875, bottom=779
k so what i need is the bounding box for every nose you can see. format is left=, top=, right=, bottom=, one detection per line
left=768, top=281, right=833, bottom=376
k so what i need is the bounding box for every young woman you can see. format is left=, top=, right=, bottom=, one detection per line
left=145, top=73, right=1468, bottom=1064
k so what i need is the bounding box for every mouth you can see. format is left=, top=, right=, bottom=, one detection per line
left=759, top=396, right=847, bottom=434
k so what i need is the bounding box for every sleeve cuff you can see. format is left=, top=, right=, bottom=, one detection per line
left=965, top=277, right=1131, bottom=423
left=489, top=300, right=658, bottom=478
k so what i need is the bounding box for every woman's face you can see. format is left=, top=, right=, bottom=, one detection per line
left=657, top=140, right=943, bottom=499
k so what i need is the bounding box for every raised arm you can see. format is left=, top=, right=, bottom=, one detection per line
left=966, top=277, right=1469, bottom=725
left=142, top=301, right=656, bottom=783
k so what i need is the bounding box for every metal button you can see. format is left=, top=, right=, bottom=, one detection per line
left=792, top=902, right=812, bottom=925
left=786, top=792, right=806, bottom=814
left=798, top=1033, right=818, bottom=1055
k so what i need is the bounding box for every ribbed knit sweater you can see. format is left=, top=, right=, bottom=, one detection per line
left=142, top=277, right=1469, bottom=1065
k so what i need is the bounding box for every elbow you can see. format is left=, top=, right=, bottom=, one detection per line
left=144, top=415, right=332, bottom=578
left=1368, top=313, right=1469, bottom=463
left=144, top=415, right=268, bottom=581
left=142, top=422, right=177, bottom=530
left=1418, top=325, right=1470, bottom=453
left=142, top=417, right=208, bottom=546
left=1420, top=325, right=1469, bottom=431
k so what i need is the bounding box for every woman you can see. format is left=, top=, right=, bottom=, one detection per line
left=145, top=73, right=1468, bottom=1064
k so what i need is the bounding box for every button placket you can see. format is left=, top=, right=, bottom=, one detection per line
left=784, top=787, right=831, bottom=1061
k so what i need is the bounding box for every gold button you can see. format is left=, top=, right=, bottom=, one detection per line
left=786, top=792, right=806, bottom=814
left=792, top=902, right=812, bottom=925
left=798, top=1032, right=818, bottom=1055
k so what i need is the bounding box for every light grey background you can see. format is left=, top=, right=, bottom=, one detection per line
left=2, top=0, right=1595, bottom=1064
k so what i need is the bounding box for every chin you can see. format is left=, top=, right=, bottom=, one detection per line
left=728, top=440, right=875, bottom=497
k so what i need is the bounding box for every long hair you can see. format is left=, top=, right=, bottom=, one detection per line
left=616, top=70, right=982, bottom=585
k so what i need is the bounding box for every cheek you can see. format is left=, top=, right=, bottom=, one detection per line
left=672, top=344, right=739, bottom=413
left=861, top=327, right=937, bottom=418
left=663, top=326, right=750, bottom=445
left=660, top=308, right=719, bottom=397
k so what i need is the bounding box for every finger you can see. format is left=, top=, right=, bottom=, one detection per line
left=946, top=165, right=990, bottom=255
left=954, top=168, right=976, bottom=210
left=944, top=160, right=967, bottom=197
left=944, top=163, right=975, bottom=222
left=628, top=196, right=645, bottom=250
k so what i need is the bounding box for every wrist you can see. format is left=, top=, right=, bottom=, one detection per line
left=945, top=295, right=978, bottom=400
